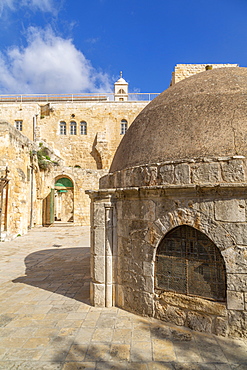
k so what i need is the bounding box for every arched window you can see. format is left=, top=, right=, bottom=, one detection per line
left=80, top=121, right=87, bottom=135
left=156, top=225, right=226, bottom=301
left=60, top=121, right=66, bottom=135
left=70, top=121, right=77, bottom=135
left=118, top=89, right=126, bottom=94
left=120, top=119, right=128, bottom=135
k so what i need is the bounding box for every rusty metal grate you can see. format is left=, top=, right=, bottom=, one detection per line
left=156, top=225, right=226, bottom=301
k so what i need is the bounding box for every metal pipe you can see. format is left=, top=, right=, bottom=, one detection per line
left=29, top=165, right=34, bottom=230
left=105, top=205, right=113, bottom=307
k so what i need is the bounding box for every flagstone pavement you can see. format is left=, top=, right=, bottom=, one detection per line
left=0, top=225, right=247, bottom=370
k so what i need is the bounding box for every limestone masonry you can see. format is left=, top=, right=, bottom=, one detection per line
left=2, top=64, right=246, bottom=339
left=88, top=65, right=247, bottom=339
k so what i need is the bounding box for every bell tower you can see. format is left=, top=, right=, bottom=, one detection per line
left=114, top=72, right=128, bottom=101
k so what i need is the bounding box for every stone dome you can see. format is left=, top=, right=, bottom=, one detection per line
left=110, top=67, right=247, bottom=173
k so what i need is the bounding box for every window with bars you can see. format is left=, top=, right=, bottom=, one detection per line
left=15, top=120, right=23, bottom=131
left=120, top=119, right=128, bottom=135
left=80, top=121, right=87, bottom=135
left=70, top=121, right=77, bottom=135
left=156, top=225, right=226, bottom=301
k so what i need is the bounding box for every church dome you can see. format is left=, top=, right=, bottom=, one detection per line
left=110, top=67, right=247, bottom=173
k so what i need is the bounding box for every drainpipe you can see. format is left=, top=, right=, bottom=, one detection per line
left=105, top=205, right=113, bottom=307
left=29, top=164, right=34, bottom=230
left=33, top=114, right=38, bottom=142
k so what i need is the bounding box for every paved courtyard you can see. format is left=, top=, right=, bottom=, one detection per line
left=0, top=225, right=247, bottom=369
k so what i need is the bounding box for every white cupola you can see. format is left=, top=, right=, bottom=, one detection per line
left=114, top=72, right=128, bottom=101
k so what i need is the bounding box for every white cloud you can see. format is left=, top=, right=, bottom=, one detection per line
left=0, top=0, right=55, bottom=14
left=0, top=27, right=112, bottom=94
left=0, top=0, right=15, bottom=14
left=21, top=0, right=55, bottom=13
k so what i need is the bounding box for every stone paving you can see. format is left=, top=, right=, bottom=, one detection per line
left=0, top=225, right=247, bottom=370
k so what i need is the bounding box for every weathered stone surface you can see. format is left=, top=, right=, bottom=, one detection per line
left=191, top=162, right=220, bottom=183
left=92, top=227, right=105, bottom=256
left=90, top=282, right=105, bottom=307
left=224, top=223, right=247, bottom=245
left=93, top=203, right=105, bottom=227
left=159, top=165, right=174, bottom=184
left=215, top=199, right=246, bottom=222
left=228, top=310, right=247, bottom=338
left=214, top=316, right=229, bottom=337
left=93, top=256, right=105, bottom=284
left=154, top=301, right=186, bottom=326
left=221, top=160, right=245, bottom=182
left=222, top=246, right=247, bottom=273
left=227, top=274, right=247, bottom=292
left=227, top=291, right=244, bottom=310
left=174, top=164, right=190, bottom=184
left=159, top=291, right=227, bottom=316
left=187, top=312, right=212, bottom=333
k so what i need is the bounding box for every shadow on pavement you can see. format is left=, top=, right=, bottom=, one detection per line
left=12, top=247, right=91, bottom=304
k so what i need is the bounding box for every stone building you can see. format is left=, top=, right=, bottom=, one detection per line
left=0, top=75, right=157, bottom=240
left=88, top=66, right=247, bottom=338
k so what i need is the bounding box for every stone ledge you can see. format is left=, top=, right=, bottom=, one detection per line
left=157, top=291, right=227, bottom=316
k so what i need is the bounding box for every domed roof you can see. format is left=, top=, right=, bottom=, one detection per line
left=110, top=67, right=247, bottom=173
left=115, top=77, right=128, bottom=85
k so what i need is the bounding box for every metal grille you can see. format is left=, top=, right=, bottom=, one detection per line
left=156, top=225, right=226, bottom=301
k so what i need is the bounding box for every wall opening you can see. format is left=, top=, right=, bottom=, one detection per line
left=155, top=225, right=226, bottom=302
left=54, top=176, right=74, bottom=222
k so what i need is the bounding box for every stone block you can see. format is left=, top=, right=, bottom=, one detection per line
left=143, top=276, right=154, bottom=294
left=224, top=223, right=247, bottom=245
left=174, top=163, right=190, bottom=184
left=141, top=166, right=158, bottom=186
left=143, top=261, right=154, bottom=277
left=214, top=317, right=228, bottom=337
left=228, top=310, right=247, bottom=338
left=154, top=301, right=186, bottom=326
left=215, top=199, right=246, bottom=222
left=92, top=226, right=105, bottom=256
left=191, top=162, right=220, bottom=183
left=227, top=274, right=247, bottom=292
left=221, top=160, right=245, bottom=182
left=227, top=291, right=244, bottom=310
left=93, top=256, right=105, bottom=284
left=91, top=282, right=105, bottom=307
left=159, top=291, right=227, bottom=316
left=187, top=311, right=212, bottom=333
left=93, top=203, right=105, bottom=227
left=222, top=246, right=247, bottom=273
left=158, top=164, right=174, bottom=184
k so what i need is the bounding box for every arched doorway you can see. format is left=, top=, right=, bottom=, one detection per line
left=155, top=225, right=226, bottom=301
left=54, top=177, right=74, bottom=223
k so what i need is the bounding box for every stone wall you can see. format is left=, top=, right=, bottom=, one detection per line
left=89, top=176, right=247, bottom=338
left=36, top=101, right=148, bottom=169
left=0, top=103, right=39, bottom=141
left=99, top=155, right=247, bottom=189
left=171, top=64, right=239, bottom=85
left=0, top=122, right=36, bottom=240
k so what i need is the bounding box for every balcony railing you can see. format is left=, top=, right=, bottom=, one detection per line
left=0, top=92, right=160, bottom=103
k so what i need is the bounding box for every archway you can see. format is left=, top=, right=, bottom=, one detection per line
left=155, top=225, right=226, bottom=302
left=54, top=176, right=74, bottom=222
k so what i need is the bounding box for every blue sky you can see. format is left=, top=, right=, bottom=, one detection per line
left=0, top=0, right=247, bottom=94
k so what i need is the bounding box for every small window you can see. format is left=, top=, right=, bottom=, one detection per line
left=120, top=119, right=128, bottom=135
left=70, top=121, right=77, bottom=135
left=80, top=121, right=87, bottom=135
left=15, top=120, right=23, bottom=131
left=118, top=89, right=126, bottom=94
left=156, top=225, right=226, bottom=301
left=60, top=121, right=66, bottom=135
